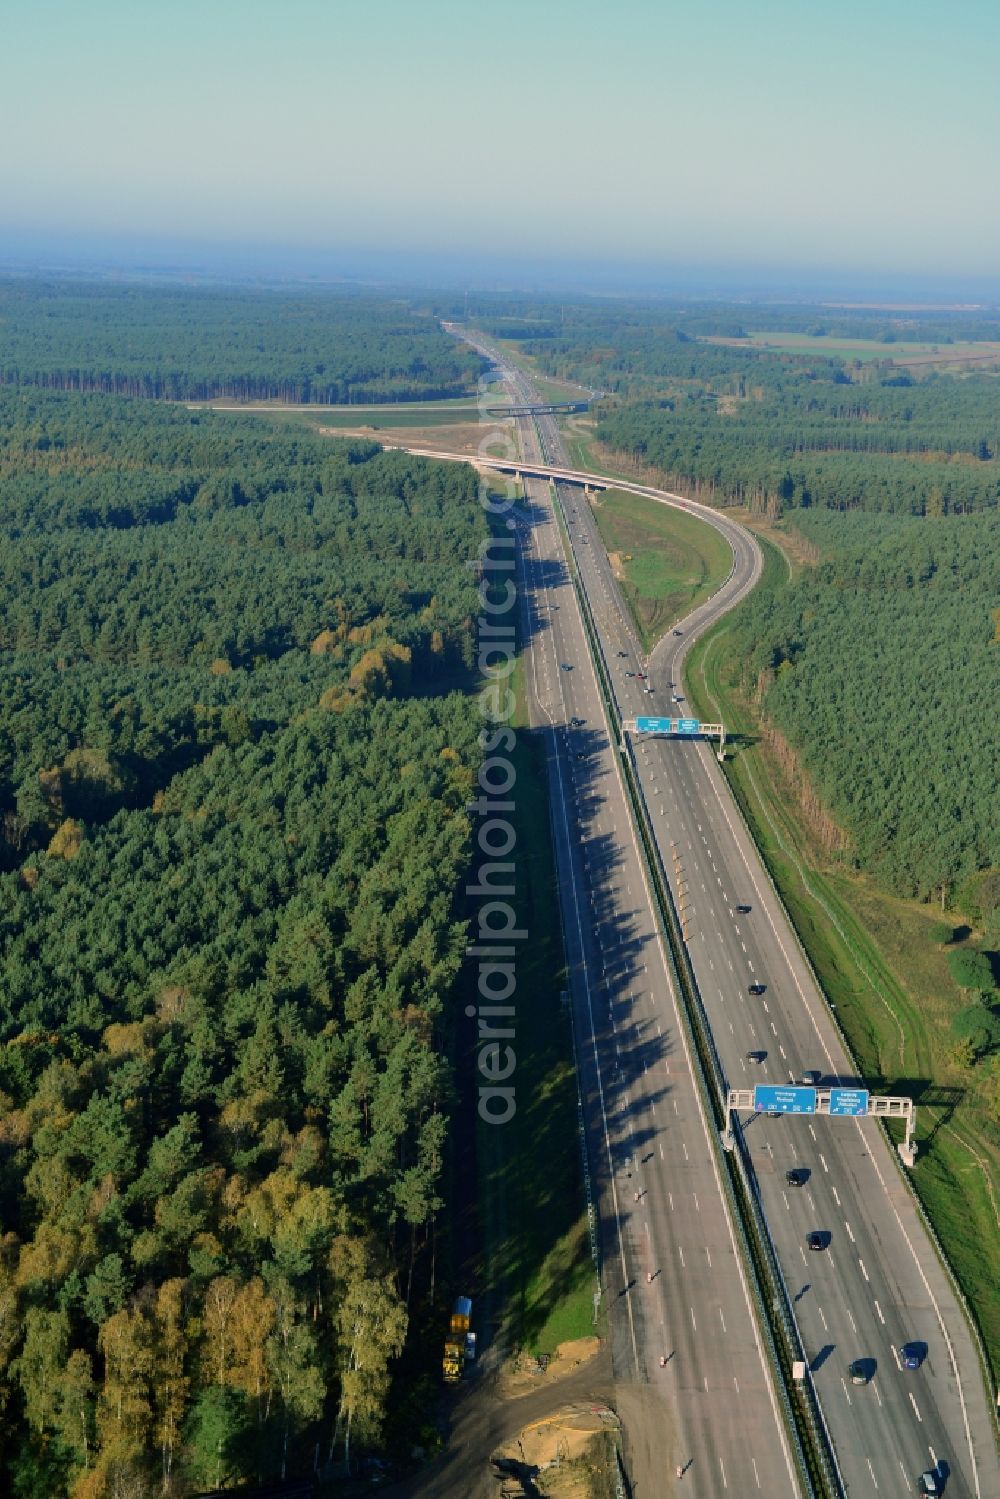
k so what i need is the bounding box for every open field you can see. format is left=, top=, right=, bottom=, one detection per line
left=701, top=331, right=1000, bottom=367
left=684, top=534, right=1000, bottom=1382
left=198, top=402, right=487, bottom=430
left=587, top=487, right=733, bottom=651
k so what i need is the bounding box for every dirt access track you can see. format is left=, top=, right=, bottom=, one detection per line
left=383, top=1340, right=618, bottom=1499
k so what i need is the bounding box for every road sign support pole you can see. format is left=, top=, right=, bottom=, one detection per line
left=898, top=1101, right=918, bottom=1167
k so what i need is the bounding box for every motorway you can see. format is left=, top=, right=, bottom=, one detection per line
left=508, top=406, right=799, bottom=1494
left=463, top=334, right=999, bottom=1498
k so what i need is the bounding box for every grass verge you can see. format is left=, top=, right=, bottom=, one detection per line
left=471, top=651, right=596, bottom=1358
left=587, top=487, right=733, bottom=651
left=684, top=534, right=1000, bottom=1384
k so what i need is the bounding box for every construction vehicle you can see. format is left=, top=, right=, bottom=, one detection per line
left=442, top=1296, right=474, bottom=1383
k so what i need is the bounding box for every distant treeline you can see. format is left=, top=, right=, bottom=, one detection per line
left=475, top=297, right=1000, bottom=516
left=0, top=281, right=483, bottom=404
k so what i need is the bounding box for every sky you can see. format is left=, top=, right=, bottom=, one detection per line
left=3, top=0, right=999, bottom=290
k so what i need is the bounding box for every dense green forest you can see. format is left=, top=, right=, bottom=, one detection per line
left=726, top=509, right=1000, bottom=902
left=0, top=387, right=489, bottom=1496
left=0, top=282, right=482, bottom=403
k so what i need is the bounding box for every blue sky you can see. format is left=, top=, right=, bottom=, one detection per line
left=3, top=0, right=998, bottom=284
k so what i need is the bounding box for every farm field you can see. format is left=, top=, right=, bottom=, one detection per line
left=702, top=330, right=1000, bottom=366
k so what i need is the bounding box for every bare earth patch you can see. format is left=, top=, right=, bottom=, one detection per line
left=317, top=420, right=497, bottom=455
left=491, top=1401, right=619, bottom=1498
left=499, top=1337, right=602, bottom=1400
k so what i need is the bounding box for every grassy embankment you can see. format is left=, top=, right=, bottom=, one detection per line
left=587, top=487, right=733, bottom=651
left=684, top=528, right=1000, bottom=1383
left=469, top=486, right=596, bottom=1360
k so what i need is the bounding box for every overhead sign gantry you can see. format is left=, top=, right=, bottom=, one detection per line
left=623, top=715, right=727, bottom=760
left=725, top=1085, right=918, bottom=1166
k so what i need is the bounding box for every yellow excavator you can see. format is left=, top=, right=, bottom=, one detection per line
left=442, top=1296, right=475, bottom=1383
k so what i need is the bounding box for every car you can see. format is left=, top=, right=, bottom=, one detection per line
left=848, top=1359, right=871, bottom=1386
left=748, top=983, right=766, bottom=996
left=735, top=903, right=752, bottom=914
left=807, top=1231, right=828, bottom=1251
left=574, top=752, right=587, bottom=761
left=917, top=1471, right=939, bottom=1496
left=666, top=680, right=674, bottom=688
left=637, top=672, right=646, bottom=679
left=560, top=662, right=572, bottom=671
left=570, top=716, right=585, bottom=727
left=766, top=1110, right=782, bottom=1119
left=785, top=1168, right=806, bottom=1187
left=746, top=1049, right=766, bottom=1064
left=626, top=671, right=636, bottom=678
left=644, top=687, right=653, bottom=694
left=672, top=629, right=683, bottom=636
left=900, top=1343, right=925, bottom=1370
left=800, top=1069, right=821, bottom=1086
left=617, top=651, right=628, bottom=658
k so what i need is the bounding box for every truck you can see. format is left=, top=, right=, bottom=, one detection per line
left=442, top=1296, right=474, bottom=1383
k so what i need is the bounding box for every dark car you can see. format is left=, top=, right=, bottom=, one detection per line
left=560, top=662, right=572, bottom=671
left=785, top=1168, right=806, bottom=1187
left=746, top=1050, right=766, bottom=1064
left=625, top=671, right=636, bottom=678
left=637, top=672, right=646, bottom=679
left=807, top=1231, right=828, bottom=1251
left=570, top=716, right=585, bottom=727
left=917, top=1471, right=939, bottom=1496
left=900, top=1343, right=925, bottom=1370
left=848, top=1359, right=871, bottom=1386
left=800, top=1069, right=821, bottom=1086
left=574, top=752, right=587, bottom=761
left=748, top=982, right=767, bottom=996
left=617, top=651, right=628, bottom=658
left=673, top=629, right=683, bottom=636
left=735, top=903, right=752, bottom=914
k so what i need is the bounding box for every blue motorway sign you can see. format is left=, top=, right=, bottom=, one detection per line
left=753, top=1085, right=817, bottom=1115
left=635, top=716, right=673, bottom=733
left=676, top=718, right=701, bottom=735
left=828, top=1087, right=869, bottom=1116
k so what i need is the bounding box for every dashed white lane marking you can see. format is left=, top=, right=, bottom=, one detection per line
left=874, top=1300, right=885, bottom=1325
left=845, top=1222, right=855, bottom=1243
left=859, top=1258, right=869, bottom=1282
left=847, top=1308, right=857, bottom=1333
left=909, top=1392, right=922, bottom=1423
left=866, top=1456, right=878, bottom=1487
left=718, top=1306, right=727, bottom=1331
left=819, top=1153, right=829, bottom=1173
